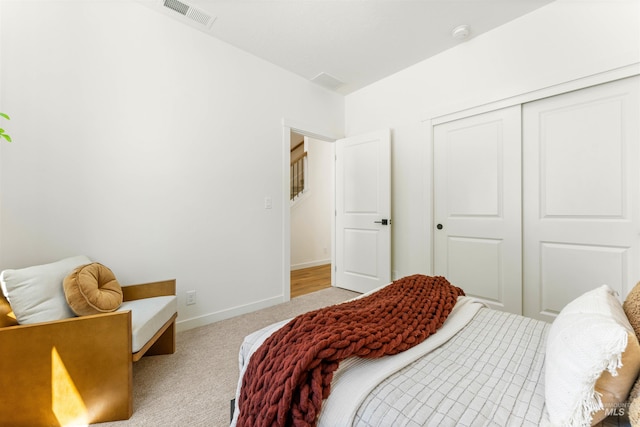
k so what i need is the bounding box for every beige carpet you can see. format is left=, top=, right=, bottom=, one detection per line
left=96, top=286, right=359, bottom=427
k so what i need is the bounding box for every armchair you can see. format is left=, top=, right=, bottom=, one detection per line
left=0, top=278, right=177, bottom=427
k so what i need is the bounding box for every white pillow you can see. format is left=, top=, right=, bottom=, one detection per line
left=545, top=285, right=635, bottom=426
left=0, top=255, right=91, bottom=324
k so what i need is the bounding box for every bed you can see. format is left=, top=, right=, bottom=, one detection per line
left=230, top=275, right=640, bottom=427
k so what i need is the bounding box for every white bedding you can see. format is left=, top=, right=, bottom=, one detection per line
left=231, top=296, right=551, bottom=427
left=352, top=306, right=550, bottom=426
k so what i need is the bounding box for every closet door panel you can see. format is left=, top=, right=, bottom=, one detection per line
left=539, top=243, right=626, bottom=315
left=523, top=76, right=640, bottom=322
left=447, top=237, right=503, bottom=302
left=434, top=105, right=522, bottom=314
left=542, top=97, right=625, bottom=217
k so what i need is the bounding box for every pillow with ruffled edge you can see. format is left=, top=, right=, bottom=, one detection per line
left=0, top=255, right=91, bottom=324
left=545, top=285, right=640, bottom=427
left=63, top=263, right=123, bottom=316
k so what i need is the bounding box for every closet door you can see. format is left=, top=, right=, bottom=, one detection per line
left=523, top=76, right=640, bottom=322
left=434, top=105, right=522, bottom=314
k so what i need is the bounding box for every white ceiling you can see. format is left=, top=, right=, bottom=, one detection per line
left=149, top=0, right=554, bottom=94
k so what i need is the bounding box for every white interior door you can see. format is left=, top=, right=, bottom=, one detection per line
left=335, top=129, right=391, bottom=293
left=523, top=76, right=640, bottom=322
left=434, top=105, right=522, bottom=313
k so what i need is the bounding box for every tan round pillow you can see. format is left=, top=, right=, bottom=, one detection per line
left=624, top=281, right=640, bottom=340
left=63, top=263, right=123, bottom=316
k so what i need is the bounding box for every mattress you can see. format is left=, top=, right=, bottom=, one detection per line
left=232, top=297, right=551, bottom=426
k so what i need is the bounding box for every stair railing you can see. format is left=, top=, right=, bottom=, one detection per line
left=291, top=151, right=307, bottom=200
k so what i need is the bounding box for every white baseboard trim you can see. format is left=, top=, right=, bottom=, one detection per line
left=291, top=259, right=331, bottom=271
left=176, top=295, right=285, bottom=332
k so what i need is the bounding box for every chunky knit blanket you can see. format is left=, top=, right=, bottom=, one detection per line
left=236, top=274, right=464, bottom=427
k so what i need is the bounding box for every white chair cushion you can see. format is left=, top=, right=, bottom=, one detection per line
left=117, top=295, right=177, bottom=353
left=0, top=255, right=91, bottom=324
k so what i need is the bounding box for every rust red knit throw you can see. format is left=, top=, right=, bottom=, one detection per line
left=236, top=274, right=464, bottom=427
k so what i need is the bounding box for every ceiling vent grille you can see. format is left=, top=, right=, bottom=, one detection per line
left=311, top=72, right=345, bottom=91
left=163, top=0, right=215, bottom=29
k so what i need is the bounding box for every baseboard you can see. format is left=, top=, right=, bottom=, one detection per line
left=175, top=295, right=284, bottom=332
left=290, top=259, right=331, bottom=271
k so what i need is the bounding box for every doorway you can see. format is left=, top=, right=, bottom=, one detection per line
left=282, top=121, right=338, bottom=301
left=289, top=131, right=334, bottom=298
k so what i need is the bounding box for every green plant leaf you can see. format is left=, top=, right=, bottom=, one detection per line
left=0, top=114, right=12, bottom=142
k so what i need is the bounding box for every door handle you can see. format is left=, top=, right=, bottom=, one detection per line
left=436, top=224, right=443, bottom=230
left=374, top=219, right=390, bottom=225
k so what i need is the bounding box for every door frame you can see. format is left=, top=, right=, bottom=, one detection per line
left=428, top=64, right=639, bottom=127
left=281, top=119, right=343, bottom=302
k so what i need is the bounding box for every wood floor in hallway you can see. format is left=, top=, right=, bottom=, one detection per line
left=290, top=264, right=331, bottom=298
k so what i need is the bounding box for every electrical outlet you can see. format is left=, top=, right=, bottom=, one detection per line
left=186, top=290, right=197, bottom=305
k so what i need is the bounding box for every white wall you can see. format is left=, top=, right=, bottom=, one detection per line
left=0, top=1, right=344, bottom=330
left=345, top=0, right=640, bottom=280
left=290, top=137, right=333, bottom=270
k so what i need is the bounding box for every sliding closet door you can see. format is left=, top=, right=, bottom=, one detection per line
left=434, top=105, right=522, bottom=314
left=523, top=76, right=640, bottom=322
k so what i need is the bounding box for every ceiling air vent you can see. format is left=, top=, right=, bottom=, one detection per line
left=311, top=72, right=345, bottom=91
left=163, top=0, right=215, bottom=29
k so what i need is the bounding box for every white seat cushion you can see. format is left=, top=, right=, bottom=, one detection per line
left=117, top=295, right=177, bottom=353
